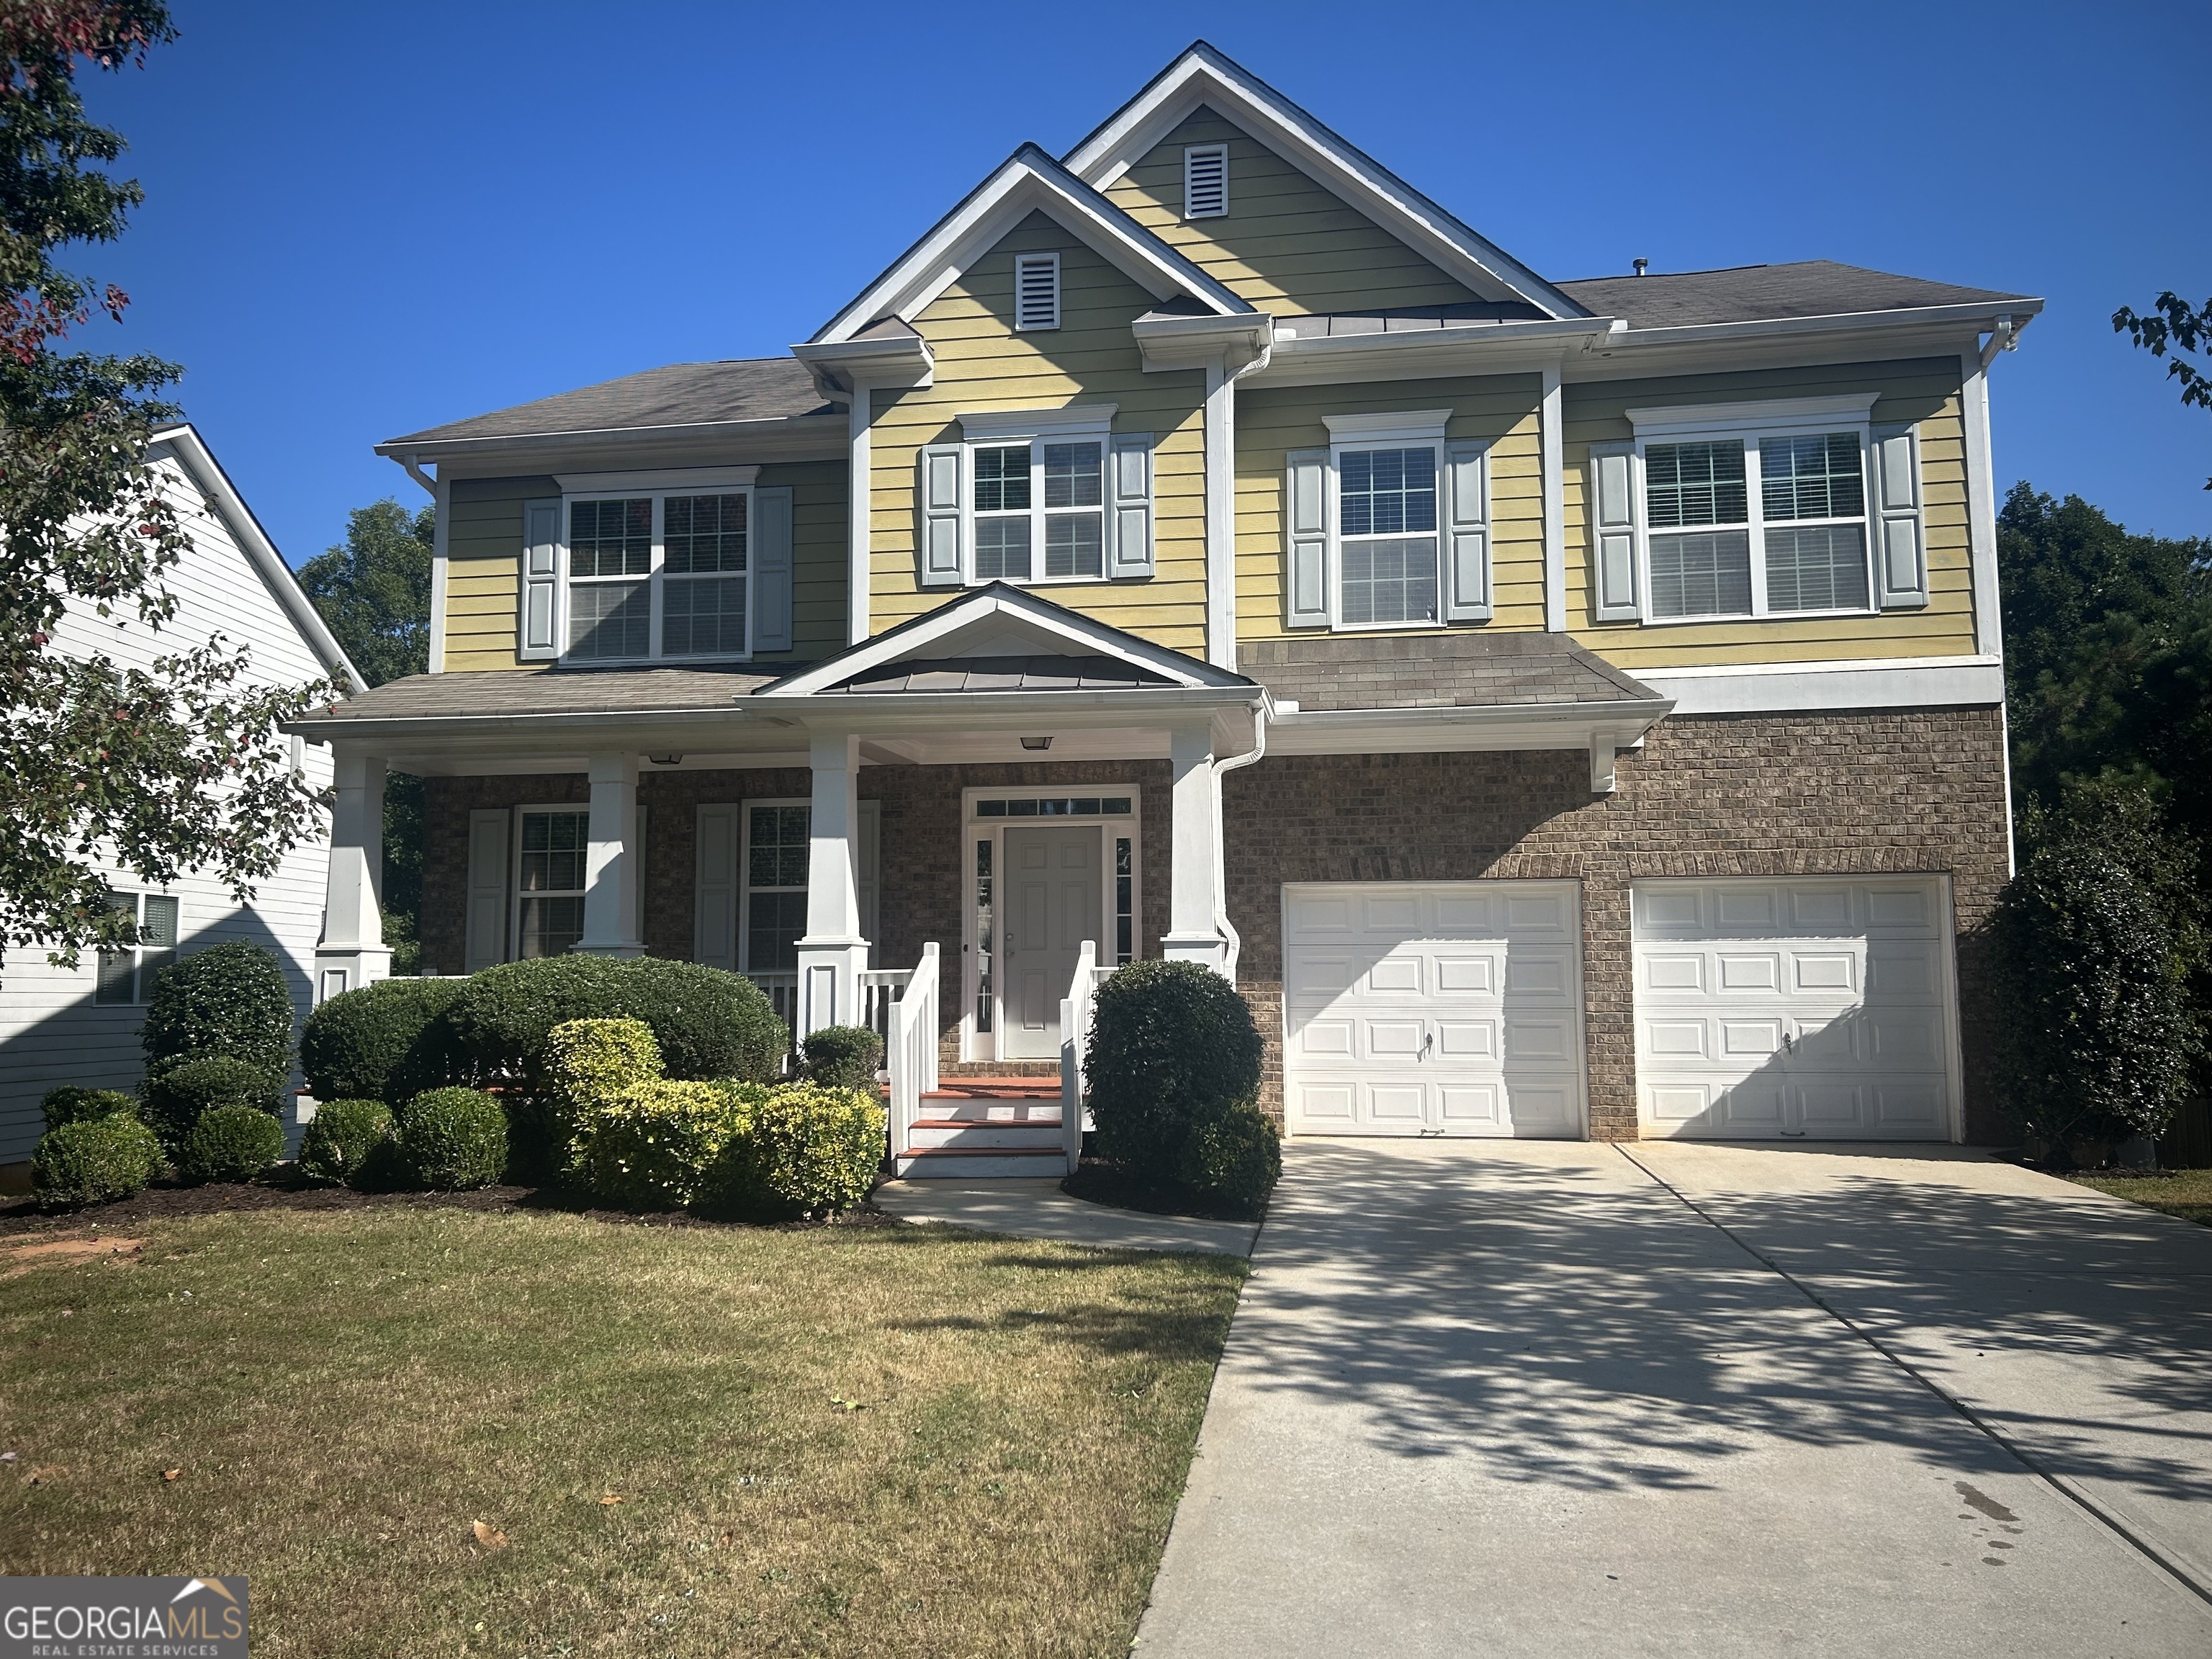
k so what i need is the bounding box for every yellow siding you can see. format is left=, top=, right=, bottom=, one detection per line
left=869, top=212, right=1209, bottom=651
left=439, top=467, right=848, bottom=671
left=1563, top=357, right=1977, bottom=670
left=1102, top=107, right=1478, bottom=318
left=1236, top=374, right=1546, bottom=642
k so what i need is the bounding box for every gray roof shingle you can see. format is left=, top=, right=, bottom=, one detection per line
left=1240, top=633, right=1661, bottom=713
left=824, top=655, right=1181, bottom=693
left=294, top=665, right=782, bottom=724
left=384, top=358, right=830, bottom=447
left=1555, top=261, right=2034, bottom=331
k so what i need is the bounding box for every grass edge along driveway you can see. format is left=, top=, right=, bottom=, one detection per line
left=0, top=1203, right=1246, bottom=1658
left=2070, top=1166, right=2212, bottom=1228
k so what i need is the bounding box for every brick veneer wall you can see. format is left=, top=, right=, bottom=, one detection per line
left=1223, top=706, right=2012, bottom=1143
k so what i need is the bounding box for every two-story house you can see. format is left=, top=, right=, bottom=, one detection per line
left=295, top=42, right=2036, bottom=1166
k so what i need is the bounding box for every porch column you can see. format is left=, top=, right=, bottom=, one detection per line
left=1161, top=724, right=1231, bottom=976
left=577, top=752, right=644, bottom=957
left=796, top=728, right=871, bottom=1035
left=315, top=748, right=392, bottom=1002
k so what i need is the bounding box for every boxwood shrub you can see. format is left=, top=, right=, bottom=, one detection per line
left=400, top=1087, right=508, bottom=1190
left=1086, top=959, right=1264, bottom=1172
left=448, top=956, right=783, bottom=1088
left=300, top=976, right=465, bottom=1105
left=1175, top=1105, right=1281, bottom=1218
left=701, top=1083, right=885, bottom=1221
left=40, top=1086, right=138, bottom=1132
left=802, top=1025, right=884, bottom=1092
left=298, top=1098, right=395, bottom=1185
left=33, top=1115, right=165, bottom=1208
left=180, top=1104, right=285, bottom=1184
left=577, top=1079, right=750, bottom=1211
left=140, top=1054, right=283, bottom=1153
left=536, top=1017, right=665, bottom=1182
left=142, top=940, right=295, bottom=1080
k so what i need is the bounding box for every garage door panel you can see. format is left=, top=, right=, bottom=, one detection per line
left=1866, top=943, right=1937, bottom=999
left=1867, top=886, right=1938, bottom=931
left=1366, top=1020, right=1426, bottom=1061
left=1718, top=953, right=1782, bottom=992
left=1504, top=1017, right=1572, bottom=1062
left=1435, top=1020, right=1496, bottom=1060
left=1721, top=1020, right=1784, bottom=1060
left=1646, top=1019, right=1708, bottom=1058
left=1642, top=953, right=1704, bottom=992
left=1292, top=1081, right=1355, bottom=1123
left=1505, top=1084, right=1573, bottom=1131
left=1292, top=1017, right=1356, bottom=1060
left=1368, top=1082, right=1426, bottom=1124
left=1792, top=951, right=1858, bottom=994
left=1650, top=1084, right=1709, bottom=1124
left=1788, top=886, right=1853, bottom=930
left=1439, top=1084, right=1502, bottom=1127
left=1876, top=1080, right=1943, bottom=1127
left=1718, top=1084, right=1787, bottom=1130
left=1362, top=894, right=1420, bottom=932
left=1716, top=888, right=1778, bottom=929
left=1504, top=949, right=1573, bottom=998
left=1366, top=955, right=1424, bottom=995
left=1434, top=956, right=1495, bottom=994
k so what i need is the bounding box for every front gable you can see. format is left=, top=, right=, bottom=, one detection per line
left=1102, top=105, right=1488, bottom=318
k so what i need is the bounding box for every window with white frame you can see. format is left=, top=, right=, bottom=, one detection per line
left=744, top=804, right=809, bottom=972
left=562, top=487, right=752, bottom=662
left=971, top=439, right=1106, bottom=582
left=1337, top=444, right=1440, bottom=626
left=96, top=891, right=178, bottom=1004
left=516, top=808, right=588, bottom=958
left=1642, top=426, right=1872, bottom=621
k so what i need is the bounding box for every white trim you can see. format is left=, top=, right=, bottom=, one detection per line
left=1205, top=364, right=1236, bottom=668
left=1625, top=394, right=1878, bottom=438
left=1540, top=363, right=1565, bottom=631
left=1598, top=300, right=2044, bottom=356
left=511, top=801, right=592, bottom=963
left=848, top=388, right=872, bottom=646
left=554, top=464, right=760, bottom=493
left=958, top=403, right=1120, bottom=441
left=1267, top=697, right=1668, bottom=761
left=1321, top=408, right=1452, bottom=444
left=963, top=417, right=1115, bottom=588
left=1632, top=655, right=2005, bottom=714
left=1959, top=352, right=2003, bottom=659
left=737, top=795, right=811, bottom=974
left=427, top=472, right=450, bottom=675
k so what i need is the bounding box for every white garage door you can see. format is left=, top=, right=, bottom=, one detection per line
left=1282, top=881, right=1586, bottom=1138
left=1632, top=877, right=1956, bottom=1141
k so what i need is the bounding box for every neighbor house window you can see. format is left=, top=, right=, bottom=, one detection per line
left=1643, top=430, right=1869, bottom=620
left=969, top=441, right=1105, bottom=581
left=516, top=809, right=588, bottom=958
left=96, top=891, right=178, bottom=1004
left=1337, top=446, right=1439, bottom=626
left=562, top=487, right=753, bottom=662
left=744, top=804, right=809, bottom=973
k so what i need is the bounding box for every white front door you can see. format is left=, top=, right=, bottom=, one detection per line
left=1282, top=881, right=1586, bottom=1137
left=1632, top=877, right=1956, bottom=1141
left=1002, top=826, right=1102, bottom=1060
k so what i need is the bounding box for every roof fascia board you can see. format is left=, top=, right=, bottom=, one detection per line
left=1246, top=315, right=1611, bottom=387
left=1131, top=311, right=1274, bottom=373
left=151, top=423, right=366, bottom=693
left=1560, top=325, right=2002, bottom=388
left=788, top=333, right=933, bottom=400
left=1598, top=297, right=2045, bottom=354
left=1266, top=696, right=1671, bottom=757
left=811, top=146, right=1249, bottom=347
left=1061, top=44, right=1590, bottom=320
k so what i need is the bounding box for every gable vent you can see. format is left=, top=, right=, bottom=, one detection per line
left=1183, top=143, right=1228, bottom=220
left=1014, top=252, right=1060, bottom=331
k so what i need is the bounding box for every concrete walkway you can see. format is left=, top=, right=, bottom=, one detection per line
left=873, top=1177, right=1259, bottom=1256
left=1135, top=1140, right=2212, bottom=1658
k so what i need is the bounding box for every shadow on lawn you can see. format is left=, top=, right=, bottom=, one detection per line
left=1222, top=1142, right=2212, bottom=1507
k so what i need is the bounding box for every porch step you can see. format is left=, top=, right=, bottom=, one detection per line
left=922, top=1077, right=1061, bottom=1102
left=893, top=1146, right=1069, bottom=1179
left=939, top=1060, right=1060, bottom=1079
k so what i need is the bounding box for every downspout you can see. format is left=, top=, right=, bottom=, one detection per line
left=1209, top=698, right=1269, bottom=981
left=396, top=449, right=436, bottom=498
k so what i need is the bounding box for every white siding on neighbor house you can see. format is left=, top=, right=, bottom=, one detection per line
left=1, top=448, right=339, bottom=1164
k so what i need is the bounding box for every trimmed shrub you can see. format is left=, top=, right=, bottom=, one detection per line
left=140, top=1055, right=282, bottom=1153
left=1175, top=1105, right=1280, bottom=1215
left=540, top=1017, right=665, bottom=1181
left=400, top=1087, right=508, bottom=1190
left=298, top=1098, right=395, bottom=1185
left=578, top=1079, right=752, bottom=1211
left=40, top=1086, right=138, bottom=1133
left=701, top=1083, right=884, bottom=1220
left=1086, top=959, right=1264, bottom=1177
left=34, top=1115, right=165, bottom=1207
left=803, top=1025, right=884, bottom=1092
left=142, top=940, right=295, bottom=1080
left=448, top=956, right=783, bottom=1088
left=301, top=976, right=465, bottom=1105
left=180, top=1105, right=284, bottom=1184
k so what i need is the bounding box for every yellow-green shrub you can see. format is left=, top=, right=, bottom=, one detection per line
left=577, top=1079, right=755, bottom=1211
left=701, top=1084, right=884, bottom=1220
left=541, top=1017, right=663, bottom=1177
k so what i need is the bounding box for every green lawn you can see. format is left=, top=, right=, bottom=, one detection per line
left=0, top=1203, right=1245, bottom=1658
left=2070, top=1166, right=2212, bottom=1227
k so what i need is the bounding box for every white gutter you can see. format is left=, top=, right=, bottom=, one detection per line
left=1601, top=297, right=2044, bottom=353
left=1979, top=311, right=2028, bottom=369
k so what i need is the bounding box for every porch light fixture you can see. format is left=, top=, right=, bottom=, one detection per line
left=1020, top=736, right=1053, bottom=751
left=647, top=753, right=684, bottom=766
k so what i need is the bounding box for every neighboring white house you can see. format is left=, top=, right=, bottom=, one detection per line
left=0, top=423, right=364, bottom=1168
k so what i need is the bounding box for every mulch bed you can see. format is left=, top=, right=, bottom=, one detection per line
left=0, top=1168, right=899, bottom=1238
left=1061, top=1158, right=1264, bottom=1224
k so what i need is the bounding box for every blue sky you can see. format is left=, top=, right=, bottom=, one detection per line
left=75, top=0, right=2212, bottom=566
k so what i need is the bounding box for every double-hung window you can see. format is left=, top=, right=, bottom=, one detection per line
left=96, top=891, right=178, bottom=1004
left=744, top=804, right=810, bottom=973
left=1287, top=410, right=1485, bottom=632
left=565, top=489, right=750, bottom=660
left=1337, top=446, right=1439, bottom=626
left=516, top=808, right=589, bottom=958
left=971, top=440, right=1105, bottom=581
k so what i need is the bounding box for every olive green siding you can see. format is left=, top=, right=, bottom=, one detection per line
left=1563, top=356, right=1977, bottom=670
left=867, top=212, right=1210, bottom=652
left=1102, top=107, right=1478, bottom=318
left=1236, top=374, right=1547, bottom=639
left=435, top=465, right=848, bottom=673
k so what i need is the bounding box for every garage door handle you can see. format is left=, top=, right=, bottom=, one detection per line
left=1420, top=1032, right=1433, bottom=1060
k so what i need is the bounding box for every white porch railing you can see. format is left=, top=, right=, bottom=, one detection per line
left=885, top=943, right=940, bottom=1162
left=747, top=971, right=799, bottom=1051
left=1058, top=941, right=1118, bottom=1175
left=860, top=968, right=912, bottom=1052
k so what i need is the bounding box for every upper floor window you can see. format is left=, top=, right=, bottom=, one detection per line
left=1644, top=431, right=1869, bottom=621
left=96, top=891, right=178, bottom=1005
left=973, top=441, right=1105, bottom=581
left=1184, top=143, right=1228, bottom=218
left=1338, top=446, right=1439, bottom=626
left=920, top=408, right=1154, bottom=590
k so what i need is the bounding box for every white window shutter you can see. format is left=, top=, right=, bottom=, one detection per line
left=1441, top=441, right=1493, bottom=623
left=1284, top=447, right=1331, bottom=629
left=920, top=444, right=963, bottom=588
left=752, top=485, right=794, bottom=651
left=519, top=498, right=562, bottom=660
left=1872, top=423, right=1929, bottom=610
left=1588, top=443, right=1642, bottom=622
left=858, top=800, right=881, bottom=968
left=1107, top=433, right=1155, bottom=580
left=464, top=808, right=511, bottom=971
left=693, top=804, right=738, bottom=971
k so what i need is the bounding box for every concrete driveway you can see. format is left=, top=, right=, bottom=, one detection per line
left=1135, top=1140, right=2212, bottom=1658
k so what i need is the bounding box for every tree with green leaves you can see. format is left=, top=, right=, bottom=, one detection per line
left=2114, top=292, right=2212, bottom=488
left=298, top=498, right=433, bottom=970
left=0, top=3, right=334, bottom=974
